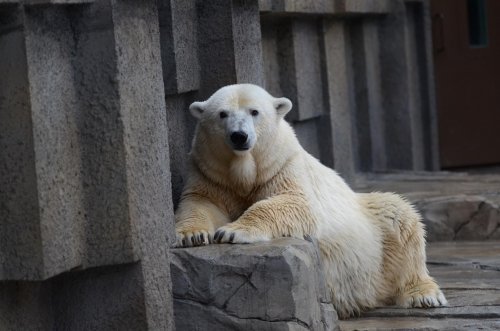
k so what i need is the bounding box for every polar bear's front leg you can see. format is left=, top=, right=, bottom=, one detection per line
left=175, top=197, right=231, bottom=247
left=213, top=194, right=316, bottom=244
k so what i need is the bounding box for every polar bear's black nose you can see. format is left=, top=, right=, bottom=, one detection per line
left=230, top=131, right=248, bottom=145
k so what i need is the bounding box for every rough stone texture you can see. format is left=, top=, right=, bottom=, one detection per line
left=0, top=263, right=150, bottom=331
left=112, top=1, right=175, bottom=328
left=158, top=0, right=200, bottom=94
left=340, top=241, right=500, bottom=330
left=377, top=0, right=438, bottom=171
left=271, top=18, right=325, bottom=122
left=25, top=0, right=93, bottom=4
left=69, top=1, right=135, bottom=268
left=0, top=0, right=174, bottom=329
left=171, top=238, right=339, bottom=331
left=416, top=196, right=500, bottom=241
left=196, top=0, right=264, bottom=99
left=350, top=18, right=384, bottom=172
left=261, top=0, right=439, bottom=175
left=259, top=0, right=391, bottom=15
left=321, top=20, right=356, bottom=181
left=0, top=6, right=44, bottom=280
left=164, top=93, right=197, bottom=208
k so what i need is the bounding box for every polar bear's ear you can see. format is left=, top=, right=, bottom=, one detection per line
left=189, top=101, right=206, bottom=119
left=273, top=97, right=292, bottom=117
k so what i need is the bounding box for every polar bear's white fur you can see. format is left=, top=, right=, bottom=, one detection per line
left=174, top=84, right=447, bottom=318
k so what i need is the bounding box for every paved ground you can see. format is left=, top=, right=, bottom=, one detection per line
left=340, top=241, right=500, bottom=330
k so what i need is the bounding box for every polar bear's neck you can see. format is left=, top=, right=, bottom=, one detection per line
left=252, top=121, right=301, bottom=183
left=229, top=153, right=257, bottom=193
left=191, top=122, right=299, bottom=193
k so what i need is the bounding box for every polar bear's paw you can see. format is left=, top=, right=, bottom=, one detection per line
left=175, top=227, right=213, bottom=248
left=213, top=223, right=272, bottom=244
left=397, top=280, right=448, bottom=308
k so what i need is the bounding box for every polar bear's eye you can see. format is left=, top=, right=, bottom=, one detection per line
left=219, top=111, right=228, bottom=119
left=250, top=109, right=259, bottom=116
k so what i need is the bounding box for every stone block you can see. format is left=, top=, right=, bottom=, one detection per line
left=378, top=1, right=437, bottom=171
left=292, top=119, right=321, bottom=161
left=112, top=0, right=175, bottom=328
left=321, top=19, right=356, bottom=181
left=171, top=238, right=338, bottom=331
left=69, top=0, right=135, bottom=269
left=1, top=1, right=175, bottom=328
left=0, top=5, right=86, bottom=280
left=24, top=0, right=94, bottom=4
left=259, top=0, right=335, bottom=14
left=197, top=0, right=264, bottom=98
left=416, top=195, right=500, bottom=241
left=289, top=19, right=325, bottom=121
left=0, top=263, right=153, bottom=331
left=158, top=0, right=200, bottom=94
left=164, top=94, right=197, bottom=208
left=335, top=0, right=391, bottom=14
left=350, top=19, right=385, bottom=172
left=260, top=17, right=283, bottom=96
left=51, top=263, right=148, bottom=331
left=258, top=0, right=391, bottom=15
left=0, top=281, right=53, bottom=330
left=0, top=6, right=44, bottom=280
left=455, top=202, right=500, bottom=240
left=262, top=18, right=325, bottom=122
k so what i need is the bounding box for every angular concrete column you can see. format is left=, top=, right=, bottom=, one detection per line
left=321, top=20, right=357, bottom=181
left=261, top=17, right=331, bottom=165
left=0, top=0, right=175, bottom=329
left=266, top=18, right=326, bottom=122
left=0, top=4, right=86, bottom=281
left=158, top=0, right=200, bottom=95
left=378, top=1, right=438, bottom=171
left=0, top=6, right=44, bottom=280
left=111, top=0, right=175, bottom=328
left=196, top=0, right=264, bottom=97
left=350, top=18, right=386, bottom=172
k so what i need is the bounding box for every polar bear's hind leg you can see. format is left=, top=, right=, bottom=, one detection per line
left=360, top=192, right=447, bottom=309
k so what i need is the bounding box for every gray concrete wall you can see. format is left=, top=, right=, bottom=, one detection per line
left=0, top=1, right=174, bottom=329
left=0, top=0, right=438, bottom=329
left=260, top=0, right=439, bottom=180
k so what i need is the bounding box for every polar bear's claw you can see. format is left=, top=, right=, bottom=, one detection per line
left=213, top=230, right=225, bottom=243
left=175, top=228, right=212, bottom=247
left=213, top=224, right=271, bottom=244
left=397, top=280, right=448, bottom=309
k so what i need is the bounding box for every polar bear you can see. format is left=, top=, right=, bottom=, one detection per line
left=174, top=84, right=447, bottom=318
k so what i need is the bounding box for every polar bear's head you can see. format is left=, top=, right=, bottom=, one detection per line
left=189, top=84, right=292, bottom=154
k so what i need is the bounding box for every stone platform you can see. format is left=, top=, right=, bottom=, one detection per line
left=171, top=240, right=500, bottom=330
left=341, top=241, right=500, bottom=330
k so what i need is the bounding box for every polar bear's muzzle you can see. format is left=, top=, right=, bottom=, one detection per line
left=225, top=112, right=256, bottom=153
left=230, top=131, right=249, bottom=150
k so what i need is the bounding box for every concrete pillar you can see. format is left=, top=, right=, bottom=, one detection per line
left=321, top=20, right=357, bottom=181
left=158, top=0, right=200, bottom=95
left=0, top=0, right=175, bottom=329
left=196, top=0, right=264, bottom=97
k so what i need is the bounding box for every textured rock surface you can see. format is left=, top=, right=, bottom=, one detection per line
left=416, top=195, right=500, bottom=241
left=341, top=241, right=500, bottom=330
left=0, top=0, right=175, bottom=329
left=171, top=238, right=339, bottom=331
